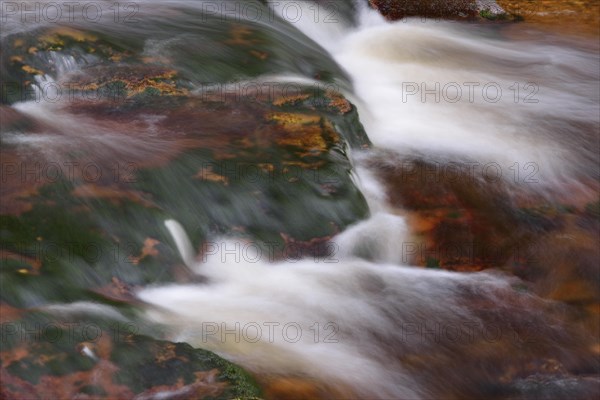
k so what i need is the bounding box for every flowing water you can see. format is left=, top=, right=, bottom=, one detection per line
left=1, top=1, right=599, bottom=399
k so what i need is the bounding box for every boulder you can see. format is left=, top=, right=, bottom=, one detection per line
left=368, top=0, right=508, bottom=20
left=368, top=0, right=478, bottom=19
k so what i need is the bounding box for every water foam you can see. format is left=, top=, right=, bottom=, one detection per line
left=135, top=3, right=598, bottom=397
left=285, top=0, right=599, bottom=187
left=138, top=219, right=525, bottom=399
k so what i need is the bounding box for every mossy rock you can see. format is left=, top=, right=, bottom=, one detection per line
left=1, top=42, right=369, bottom=309
left=0, top=311, right=262, bottom=399
left=1, top=2, right=351, bottom=105
left=1, top=93, right=369, bottom=307
left=1, top=5, right=369, bottom=398
left=1, top=2, right=370, bottom=309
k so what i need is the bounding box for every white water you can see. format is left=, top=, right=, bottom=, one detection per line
left=11, top=0, right=598, bottom=189
left=7, top=0, right=593, bottom=397
left=283, top=1, right=599, bottom=187
left=139, top=219, right=530, bottom=399
left=136, top=1, right=599, bottom=398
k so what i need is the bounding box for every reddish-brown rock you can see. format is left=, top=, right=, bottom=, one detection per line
left=368, top=0, right=478, bottom=20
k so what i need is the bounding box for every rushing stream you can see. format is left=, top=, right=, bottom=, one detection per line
left=1, top=1, right=599, bottom=399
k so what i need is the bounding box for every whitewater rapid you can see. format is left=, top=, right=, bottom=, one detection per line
left=136, top=2, right=599, bottom=398
left=290, top=0, right=599, bottom=187
left=8, top=0, right=594, bottom=398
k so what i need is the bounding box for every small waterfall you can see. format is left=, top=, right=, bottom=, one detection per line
left=138, top=219, right=546, bottom=399
left=286, top=0, right=599, bottom=188
left=3, top=1, right=597, bottom=398
left=136, top=2, right=599, bottom=398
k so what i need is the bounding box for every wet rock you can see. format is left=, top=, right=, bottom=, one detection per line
left=497, top=0, right=600, bottom=36
left=369, top=151, right=600, bottom=368
left=477, top=0, right=511, bottom=19
left=1, top=88, right=369, bottom=308
left=1, top=7, right=351, bottom=105
left=0, top=18, right=371, bottom=400
left=1, top=17, right=371, bottom=309
left=368, top=0, right=511, bottom=20
left=368, top=0, right=479, bottom=20
left=0, top=311, right=262, bottom=400
left=508, top=374, right=600, bottom=400
left=371, top=155, right=552, bottom=271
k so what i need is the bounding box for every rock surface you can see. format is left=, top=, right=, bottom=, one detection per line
left=498, top=0, right=600, bottom=35
left=368, top=0, right=511, bottom=20
left=368, top=0, right=479, bottom=19
left=0, top=310, right=262, bottom=400
left=1, top=16, right=370, bottom=399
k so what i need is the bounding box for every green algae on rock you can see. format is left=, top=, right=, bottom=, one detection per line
left=0, top=310, right=263, bottom=399
left=1, top=2, right=353, bottom=105
left=1, top=7, right=371, bottom=308
left=1, top=88, right=369, bottom=308
left=1, top=8, right=371, bottom=397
